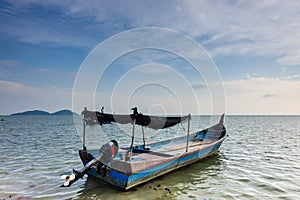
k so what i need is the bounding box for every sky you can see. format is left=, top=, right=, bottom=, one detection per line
left=0, top=0, right=300, bottom=115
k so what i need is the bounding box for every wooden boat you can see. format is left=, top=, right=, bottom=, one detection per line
left=63, top=107, right=227, bottom=190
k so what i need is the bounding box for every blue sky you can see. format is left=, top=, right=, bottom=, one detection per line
left=0, top=0, right=300, bottom=115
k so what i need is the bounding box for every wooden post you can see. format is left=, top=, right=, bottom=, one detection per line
left=185, top=114, right=191, bottom=152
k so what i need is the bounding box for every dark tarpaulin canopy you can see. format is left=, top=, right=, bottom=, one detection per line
left=82, top=107, right=189, bottom=130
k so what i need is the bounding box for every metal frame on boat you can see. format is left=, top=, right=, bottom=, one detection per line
left=75, top=107, right=227, bottom=190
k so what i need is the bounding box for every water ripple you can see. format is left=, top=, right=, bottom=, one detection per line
left=0, top=115, right=300, bottom=199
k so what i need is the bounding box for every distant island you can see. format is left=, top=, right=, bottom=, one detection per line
left=11, top=109, right=78, bottom=116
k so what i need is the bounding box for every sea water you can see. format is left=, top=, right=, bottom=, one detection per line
left=0, top=115, right=299, bottom=199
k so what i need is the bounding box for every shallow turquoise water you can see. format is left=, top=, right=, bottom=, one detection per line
left=0, top=115, right=299, bottom=199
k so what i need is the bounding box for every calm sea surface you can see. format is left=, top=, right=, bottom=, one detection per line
left=0, top=115, right=299, bottom=199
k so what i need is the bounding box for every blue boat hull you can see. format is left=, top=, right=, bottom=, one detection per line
left=80, top=122, right=227, bottom=190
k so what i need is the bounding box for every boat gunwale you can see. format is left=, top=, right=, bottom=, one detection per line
left=85, top=133, right=227, bottom=190
left=86, top=131, right=227, bottom=175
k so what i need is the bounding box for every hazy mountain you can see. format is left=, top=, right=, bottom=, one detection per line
left=51, top=109, right=77, bottom=115
left=11, top=109, right=78, bottom=116
left=11, top=110, right=50, bottom=115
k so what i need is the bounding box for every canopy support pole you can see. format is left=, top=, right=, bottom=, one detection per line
left=130, top=118, right=136, bottom=158
left=142, top=126, right=146, bottom=148
left=82, top=118, right=87, bottom=150
left=185, top=114, right=191, bottom=152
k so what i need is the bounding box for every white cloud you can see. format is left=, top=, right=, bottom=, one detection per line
left=0, top=80, right=24, bottom=93
left=3, top=0, right=300, bottom=66
left=286, top=74, right=300, bottom=80
left=0, top=59, right=20, bottom=79
left=2, top=0, right=300, bottom=115
left=262, top=93, right=276, bottom=98
left=132, top=64, right=173, bottom=74
left=0, top=59, right=19, bottom=68
left=0, top=80, right=73, bottom=114
left=277, top=50, right=300, bottom=67
left=32, top=68, right=49, bottom=73
left=224, top=77, right=300, bottom=114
